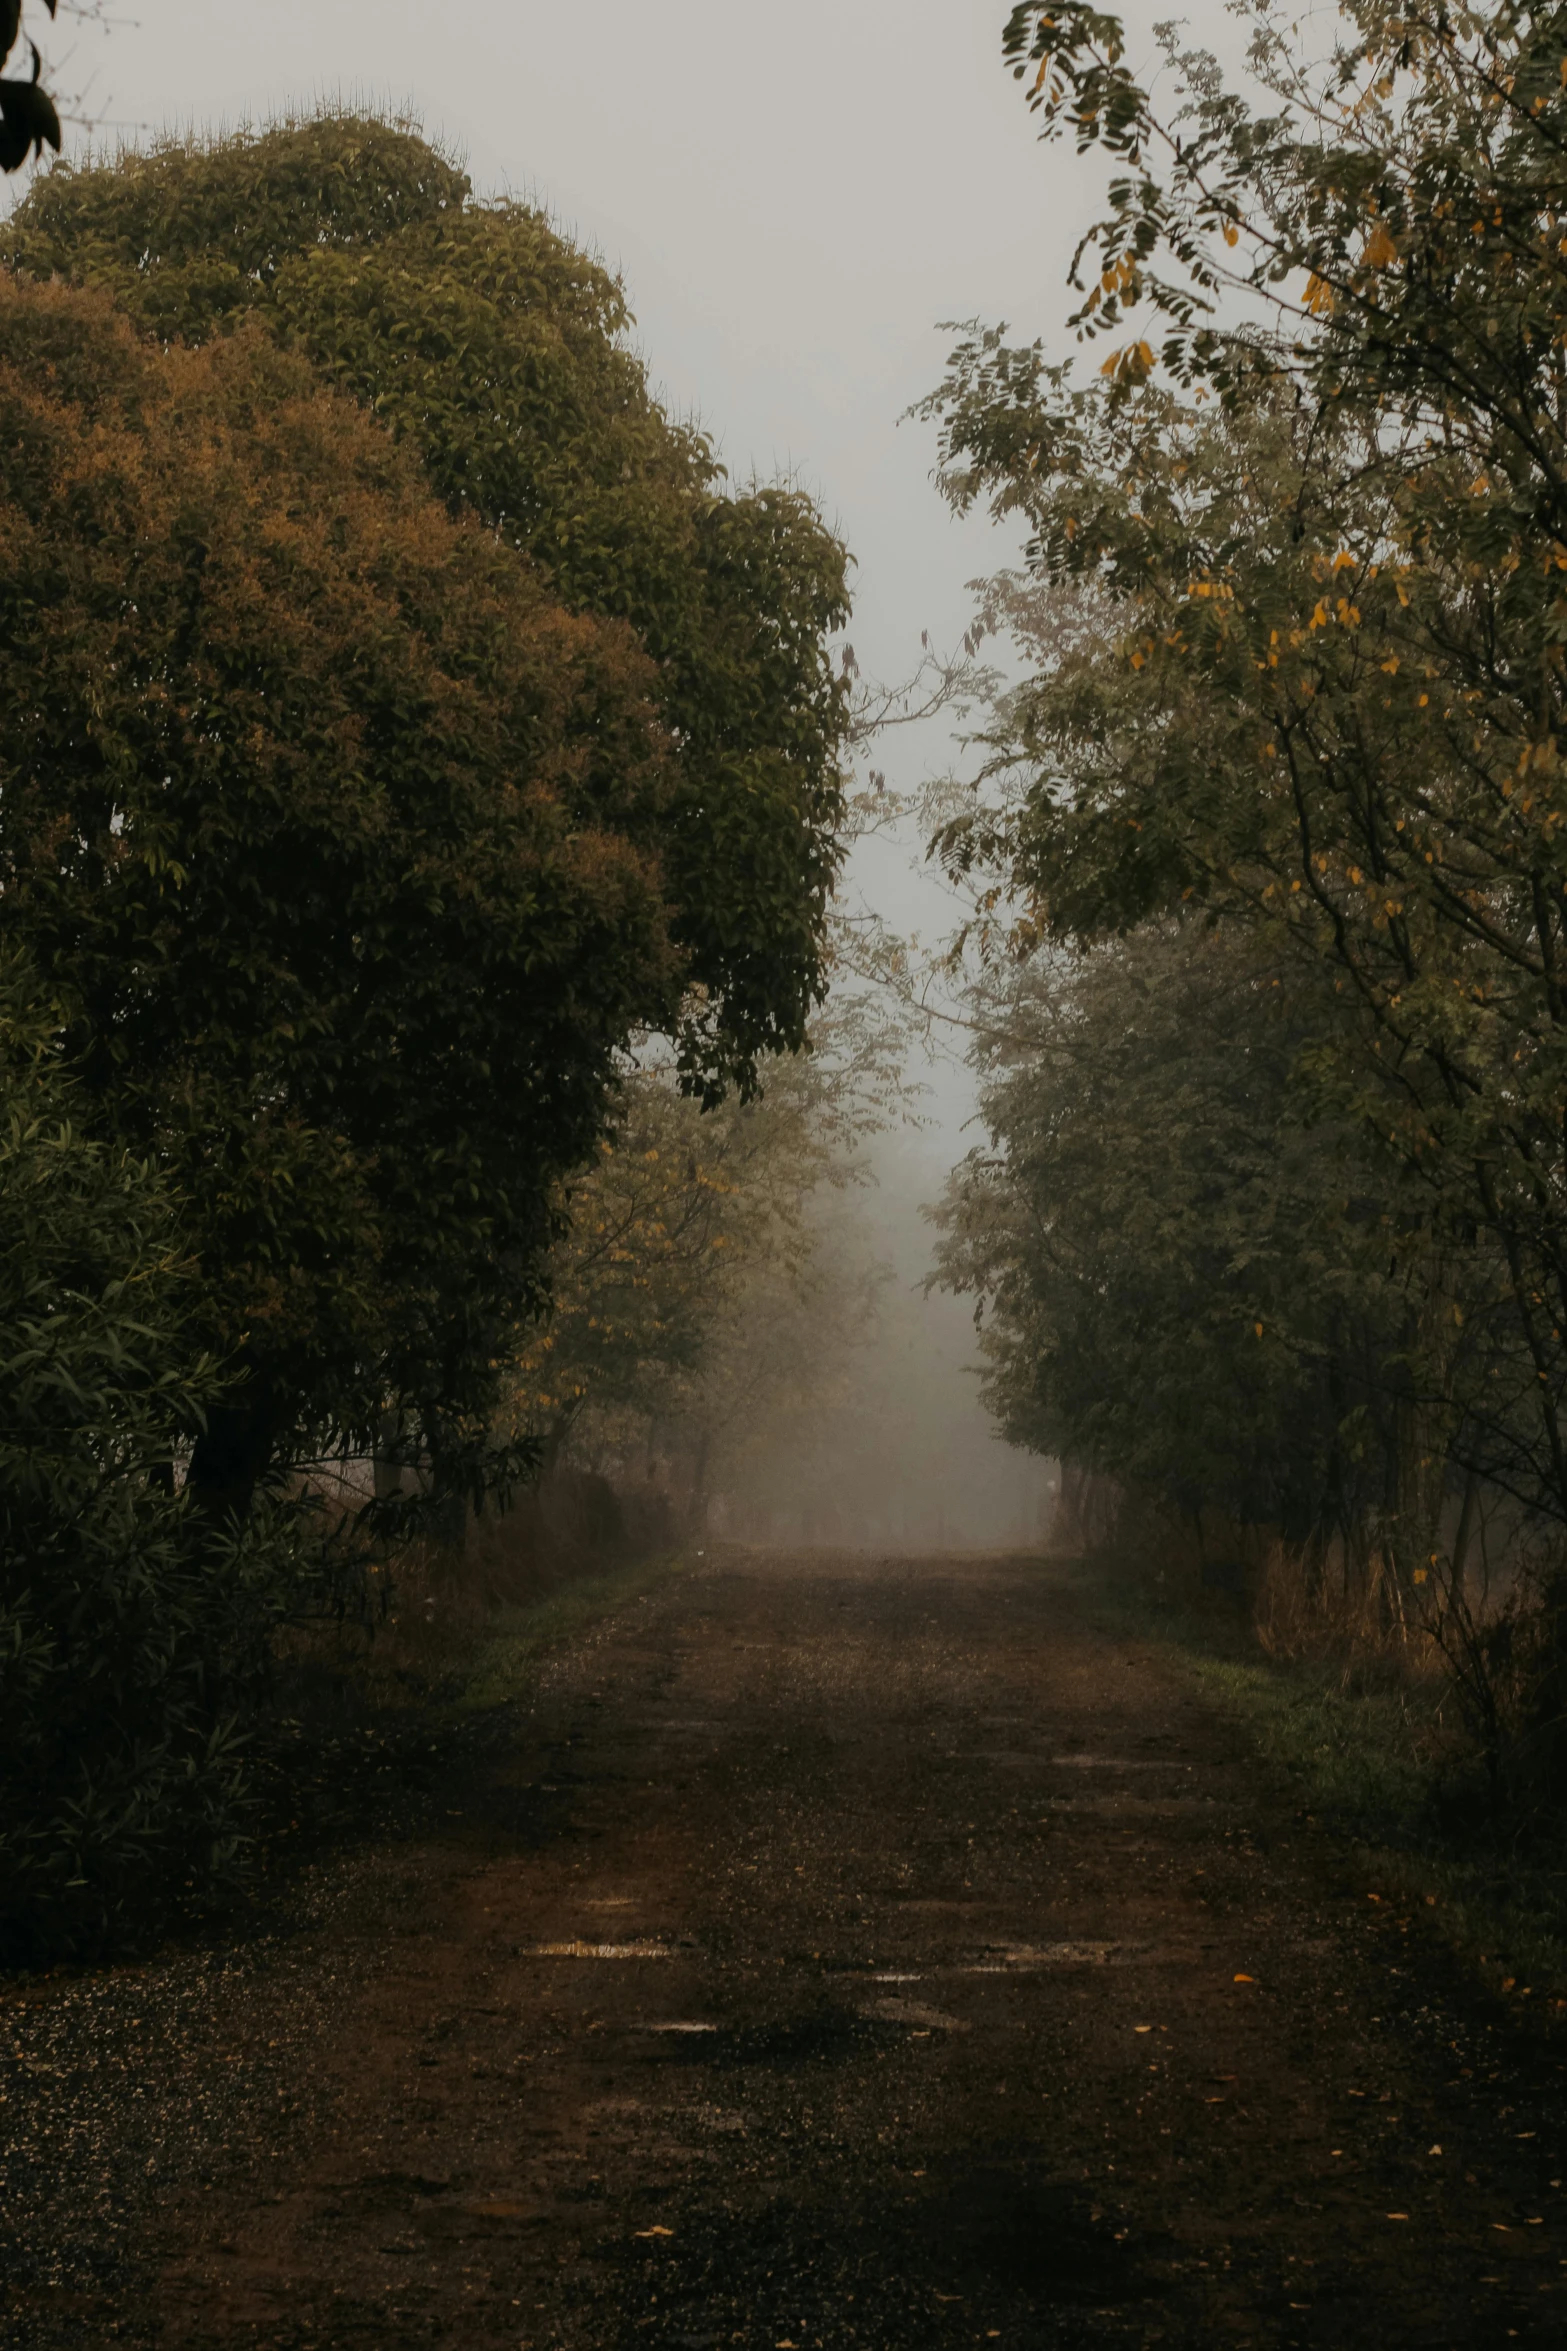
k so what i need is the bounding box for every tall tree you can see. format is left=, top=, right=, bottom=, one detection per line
left=914, top=3, right=1567, bottom=1526
left=0, top=277, right=688, bottom=1510
left=932, top=920, right=1502, bottom=1585
left=5, top=114, right=853, bottom=1096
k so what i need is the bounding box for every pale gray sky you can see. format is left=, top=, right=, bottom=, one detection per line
left=41, top=2, right=1193, bottom=675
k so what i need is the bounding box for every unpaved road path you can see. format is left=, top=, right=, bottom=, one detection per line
left=4, top=1550, right=1565, bottom=2349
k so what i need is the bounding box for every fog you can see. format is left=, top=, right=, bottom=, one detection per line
left=710, top=1125, right=1058, bottom=1553
left=19, top=1, right=1230, bottom=1543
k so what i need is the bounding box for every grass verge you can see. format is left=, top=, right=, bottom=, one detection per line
left=455, top=1548, right=695, bottom=1713
left=1071, top=1559, right=1567, bottom=2005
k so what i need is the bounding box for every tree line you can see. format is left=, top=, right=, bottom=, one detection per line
left=0, top=114, right=857, bottom=1958
left=927, top=0, right=1567, bottom=1802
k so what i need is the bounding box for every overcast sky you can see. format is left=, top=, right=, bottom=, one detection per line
left=38, top=3, right=1213, bottom=672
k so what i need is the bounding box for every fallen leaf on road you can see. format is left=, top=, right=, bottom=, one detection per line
left=633, top=2226, right=674, bottom=2239
left=1134, top=2025, right=1153, bottom=2035
left=1233, top=1973, right=1255, bottom=1984
left=1387, top=2212, right=1409, bottom=2221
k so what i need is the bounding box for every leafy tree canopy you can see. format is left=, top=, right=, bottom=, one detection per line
left=932, top=921, right=1515, bottom=1580
left=0, top=276, right=688, bottom=1506
left=5, top=113, right=853, bottom=1093
left=912, top=4, right=1567, bottom=1528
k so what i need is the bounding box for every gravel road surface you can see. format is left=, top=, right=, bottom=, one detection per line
left=3, top=1548, right=1563, bottom=2348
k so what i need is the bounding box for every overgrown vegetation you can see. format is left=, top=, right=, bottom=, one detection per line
left=0, top=964, right=321, bottom=1961
left=926, top=0, right=1567, bottom=1884
left=0, top=114, right=856, bottom=1959
left=1073, top=1541, right=1567, bottom=1993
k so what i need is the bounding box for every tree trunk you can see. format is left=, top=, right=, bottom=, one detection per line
left=187, top=1379, right=277, bottom=1525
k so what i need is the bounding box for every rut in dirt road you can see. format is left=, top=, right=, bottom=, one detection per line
left=3, top=1549, right=1565, bottom=2350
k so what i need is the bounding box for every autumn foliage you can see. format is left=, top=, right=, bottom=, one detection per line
left=0, top=276, right=689, bottom=1507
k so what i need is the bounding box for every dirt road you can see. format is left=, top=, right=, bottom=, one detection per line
left=3, top=1550, right=1565, bottom=2348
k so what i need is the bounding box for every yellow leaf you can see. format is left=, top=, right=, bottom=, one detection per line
left=1234, top=1972, right=1255, bottom=1983
left=1100, top=340, right=1155, bottom=385
left=1362, top=223, right=1398, bottom=269
left=1254, top=1322, right=1264, bottom=1338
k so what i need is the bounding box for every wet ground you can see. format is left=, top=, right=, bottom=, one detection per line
left=3, top=1548, right=1565, bottom=2348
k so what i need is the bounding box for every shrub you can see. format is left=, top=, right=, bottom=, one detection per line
left=0, top=967, right=301, bottom=1961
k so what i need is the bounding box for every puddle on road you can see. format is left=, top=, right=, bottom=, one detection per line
left=860, top=1996, right=970, bottom=2033
left=523, top=1941, right=675, bottom=1960
left=1043, top=1794, right=1226, bottom=1814
left=638, top=2009, right=910, bottom=2068
left=954, top=1939, right=1197, bottom=1972
left=961, top=1941, right=1119, bottom=1969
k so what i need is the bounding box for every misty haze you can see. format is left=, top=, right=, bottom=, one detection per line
left=1, top=6, right=1564, bottom=2349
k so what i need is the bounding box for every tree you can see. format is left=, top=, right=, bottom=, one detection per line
left=0, top=275, right=689, bottom=1511
left=500, top=1025, right=885, bottom=1520
left=914, top=3, right=1567, bottom=1528
left=931, top=919, right=1511, bottom=1591
left=0, top=957, right=302, bottom=1960
left=0, top=2, right=59, bottom=174
left=5, top=113, right=854, bottom=1096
